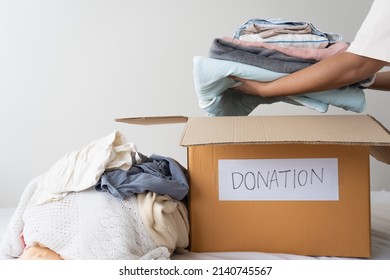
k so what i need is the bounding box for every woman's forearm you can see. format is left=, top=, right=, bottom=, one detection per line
left=369, top=71, right=390, bottom=91
left=260, top=52, right=387, bottom=97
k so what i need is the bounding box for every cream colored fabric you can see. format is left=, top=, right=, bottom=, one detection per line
left=31, top=131, right=142, bottom=205
left=138, top=192, right=189, bottom=253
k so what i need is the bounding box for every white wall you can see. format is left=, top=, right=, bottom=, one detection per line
left=1, top=0, right=388, bottom=207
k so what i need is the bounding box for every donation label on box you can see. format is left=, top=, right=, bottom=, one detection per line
left=218, top=158, right=339, bottom=201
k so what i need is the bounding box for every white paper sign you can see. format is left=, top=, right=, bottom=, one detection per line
left=218, top=158, right=339, bottom=201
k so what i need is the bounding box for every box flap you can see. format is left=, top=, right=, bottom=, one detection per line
left=369, top=146, right=390, bottom=164
left=180, top=115, right=390, bottom=163
left=115, top=116, right=188, bottom=125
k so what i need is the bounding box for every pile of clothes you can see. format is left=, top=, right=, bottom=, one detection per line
left=193, top=18, right=373, bottom=116
left=0, top=131, right=189, bottom=260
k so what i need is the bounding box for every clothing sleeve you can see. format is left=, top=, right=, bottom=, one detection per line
left=347, top=0, right=390, bottom=63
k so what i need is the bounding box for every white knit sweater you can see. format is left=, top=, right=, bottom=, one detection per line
left=0, top=176, right=170, bottom=260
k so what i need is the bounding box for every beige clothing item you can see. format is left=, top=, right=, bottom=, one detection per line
left=138, top=192, right=189, bottom=254
left=31, top=131, right=142, bottom=205
left=244, top=23, right=312, bottom=39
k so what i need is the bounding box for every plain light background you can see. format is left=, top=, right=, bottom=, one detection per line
left=0, top=0, right=389, bottom=207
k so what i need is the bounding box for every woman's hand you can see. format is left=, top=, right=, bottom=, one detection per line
left=229, top=76, right=269, bottom=96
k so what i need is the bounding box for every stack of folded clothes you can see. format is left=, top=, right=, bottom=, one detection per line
left=193, top=18, right=373, bottom=116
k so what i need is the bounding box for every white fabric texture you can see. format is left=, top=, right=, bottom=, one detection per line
left=347, top=0, right=390, bottom=63
left=31, top=131, right=141, bottom=205
left=0, top=176, right=171, bottom=260
left=0, top=175, right=40, bottom=258
left=138, top=192, right=189, bottom=254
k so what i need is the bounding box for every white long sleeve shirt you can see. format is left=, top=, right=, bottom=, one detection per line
left=347, top=0, right=390, bottom=64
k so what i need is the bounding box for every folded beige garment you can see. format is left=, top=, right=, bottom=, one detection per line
left=138, top=192, right=189, bottom=254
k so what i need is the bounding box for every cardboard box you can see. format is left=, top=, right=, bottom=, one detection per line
left=116, top=115, right=390, bottom=258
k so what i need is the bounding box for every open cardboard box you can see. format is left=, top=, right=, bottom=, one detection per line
left=116, top=114, right=390, bottom=257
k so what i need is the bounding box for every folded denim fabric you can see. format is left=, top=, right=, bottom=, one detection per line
left=209, top=38, right=316, bottom=73
left=193, top=56, right=366, bottom=116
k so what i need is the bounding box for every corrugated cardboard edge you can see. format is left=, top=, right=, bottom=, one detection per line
left=115, top=116, right=188, bottom=125
left=367, top=115, right=390, bottom=164
left=115, top=114, right=390, bottom=164
left=179, top=115, right=390, bottom=145
left=179, top=115, right=390, bottom=164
